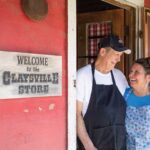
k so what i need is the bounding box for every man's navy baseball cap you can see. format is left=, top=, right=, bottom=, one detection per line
left=98, top=35, right=131, bottom=54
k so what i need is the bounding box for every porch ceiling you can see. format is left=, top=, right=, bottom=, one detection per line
left=77, top=0, right=120, bottom=13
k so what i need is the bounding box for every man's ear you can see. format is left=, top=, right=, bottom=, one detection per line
left=99, top=48, right=106, bottom=56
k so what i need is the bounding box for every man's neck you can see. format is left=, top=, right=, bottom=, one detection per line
left=95, top=59, right=111, bottom=74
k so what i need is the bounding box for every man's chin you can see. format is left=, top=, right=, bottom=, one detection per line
left=109, top=65, right=116, bottom=70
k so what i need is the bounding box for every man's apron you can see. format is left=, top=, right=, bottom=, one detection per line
left=77, top=64, right=126, bottom=150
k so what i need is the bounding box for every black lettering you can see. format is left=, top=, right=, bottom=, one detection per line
left=22, top=74, right=29, bottom=82
left=37, top=85, right=43, bottom=93
left=11, top=73, right=18, bottom=83
left=45, top=58, right=48, bottom=66
left=52, top=73, right=59, bottom=84
left=18, top=85, right=49, bottom=94
left=47, top=74, right=52, bottom=82
left=34, top=74, right=40, bottom=82
left=24, top=56, right=29, bottom=65
left=17, top=55, right=48, bottom=66
left=44, top=85, right=49, bottom=93
left=18, top=74, right=25, bottom=83
left=24, top=85, right=30, bottom=93
left=17, top=56, right=23, bottom=65
left=18, top=85, right=24, bottom=94
left=31, top=85, right=36, bottom=93
left=29, top=74, right=34, bottom=82
left=31, top=57, right=36, bottom=65
left=3, top=71, right=10, bottom=85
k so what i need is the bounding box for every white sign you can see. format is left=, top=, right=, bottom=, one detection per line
left=0, top=51, right=62, bottom=99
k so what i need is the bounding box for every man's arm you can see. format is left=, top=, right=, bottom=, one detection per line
left=77, top=100, right=97, bottom=150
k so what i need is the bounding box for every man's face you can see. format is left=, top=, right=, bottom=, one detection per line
left=103, top=48, right=123, bottom=71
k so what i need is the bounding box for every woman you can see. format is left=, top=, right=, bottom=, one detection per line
left=124, top=57, right=150, bottom=149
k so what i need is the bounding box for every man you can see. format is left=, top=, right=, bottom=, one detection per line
left=77, top=35, right=131, bottom=150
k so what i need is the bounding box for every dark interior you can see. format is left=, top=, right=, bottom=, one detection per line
left=77, top=0, right=120, bottom=13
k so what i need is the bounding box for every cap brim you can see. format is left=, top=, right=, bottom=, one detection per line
left=123, top=49, right=131, bottom=54
left=113, top=47, right=131, bottom=54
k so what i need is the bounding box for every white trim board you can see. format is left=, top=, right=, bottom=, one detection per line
left=67, top=0, right=76, bottom=149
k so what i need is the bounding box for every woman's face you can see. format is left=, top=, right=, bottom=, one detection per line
left=129, top=63, right=150, bottom=90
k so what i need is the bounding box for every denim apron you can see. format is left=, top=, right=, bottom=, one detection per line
left=125, top=89, right=150, bottom=150
left=77, top=64, right=126, bottom=150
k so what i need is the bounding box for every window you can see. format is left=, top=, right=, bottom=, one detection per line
left=86, top=22, right=112, bottom=63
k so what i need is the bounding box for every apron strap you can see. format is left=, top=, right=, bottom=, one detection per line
left=91, top=63, right=96, bottom=86
left=125, top=88, right=133, bottom=101
left=111, top=71, right=116, bottom=86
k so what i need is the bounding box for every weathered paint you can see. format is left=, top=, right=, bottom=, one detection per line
left=145, top=0, right=150, bottom=7
left=0, top=0, right=67, bottom=150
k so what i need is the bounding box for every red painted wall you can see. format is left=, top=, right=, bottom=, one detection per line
left=145, top=0, right=150, bottom=8
left=0, top=0, right=67, bottom=150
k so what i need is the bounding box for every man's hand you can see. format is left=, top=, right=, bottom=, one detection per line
left=77, top=100, right=97, bottom=150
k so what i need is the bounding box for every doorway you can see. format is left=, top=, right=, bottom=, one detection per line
left=67, top=0, right=137, bottom=149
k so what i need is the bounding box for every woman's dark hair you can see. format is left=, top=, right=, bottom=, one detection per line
left=135, top=57, right=150, bottom=75
left=135, top=57, right=150, bottom=91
